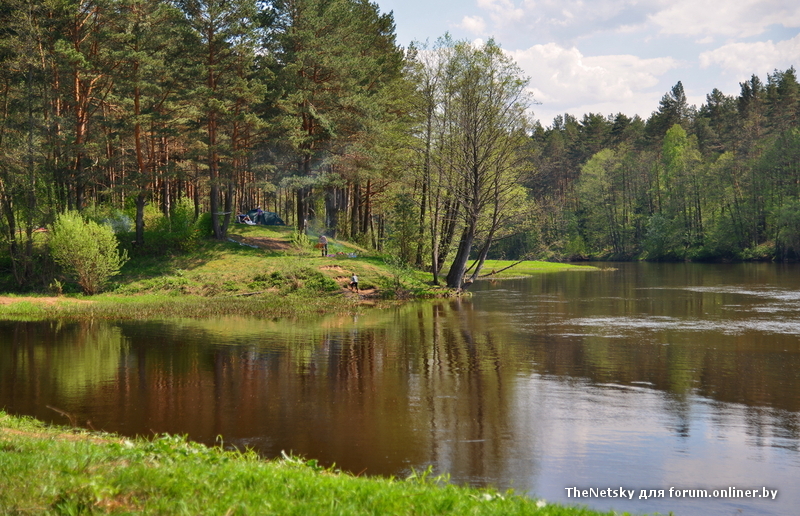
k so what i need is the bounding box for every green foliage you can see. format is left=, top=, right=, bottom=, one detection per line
left=384, top=192, right=418, bottom=264
left=49, top=211, right=129, bottom=295
left=250, top=271, right=286, bottom=290
left=0, top=0, right=798, bottom=273
left=741, top=242, right=776, bottom=261
left=486, top=230, right=541, bottom=260
left=245, top=267, right=339, bottom=294
left=377, top=254, right=417, bottom=298
left=284, top=267, right=339, bottom=293
left=563, top=215, right=587, bottom=260
left=776, top=199, right=800, bottom=259
left=290, top=231, right=310, bottom=249
left=196, top=213, right=214, bottom=239
left=124, top=201, right=203, bottom=256
left=695, top=214, right=744, bottom=261
left=149, top=200, right=203, bottom=253
left=642, top=213, right=681, bottom=261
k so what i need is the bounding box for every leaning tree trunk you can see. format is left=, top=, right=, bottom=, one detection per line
left=446, top=221, right=477, bottom=290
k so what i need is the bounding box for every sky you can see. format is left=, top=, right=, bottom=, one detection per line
left=373, top=0, right=800, bottom=127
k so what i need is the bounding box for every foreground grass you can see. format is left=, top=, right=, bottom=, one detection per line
left=0, top=412, right=627, bottom=516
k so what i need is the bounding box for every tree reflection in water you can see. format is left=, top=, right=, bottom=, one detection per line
left=1, top=263, right=799, bottom=516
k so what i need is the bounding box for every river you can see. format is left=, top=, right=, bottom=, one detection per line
left=1, top=262, right=798, bottom=515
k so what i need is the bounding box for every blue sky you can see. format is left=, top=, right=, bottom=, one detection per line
left=374, top=0, right=800, bottom=127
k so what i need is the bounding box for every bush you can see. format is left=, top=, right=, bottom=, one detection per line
left=49, top=211, right=129, bottom=295
left=290, top=231, right=310, bottom=250
left=196, top=212, right=214, bottom=238
left=122, top=200, right=203, bottom=256
left=247, top=269, right=337, bottom=293
left=147, top=200, right=202, bottom=253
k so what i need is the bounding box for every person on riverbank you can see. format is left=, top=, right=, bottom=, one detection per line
left=350, top=274, right=358, bottom=292
left=318, top=234, right=328, bottom=257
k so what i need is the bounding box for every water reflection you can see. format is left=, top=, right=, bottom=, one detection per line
left=1, top=263, right=799, bottom=516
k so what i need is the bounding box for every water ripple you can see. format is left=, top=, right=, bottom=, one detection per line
left=567, top=316, right=800, bottom=336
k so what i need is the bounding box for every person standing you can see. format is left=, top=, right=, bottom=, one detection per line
left=318, top=234, right=328, bottom=257
left=350, top=274, right=358, bottom=292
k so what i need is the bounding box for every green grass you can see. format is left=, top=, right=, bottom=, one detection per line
left=111, top=225, right=405, bottom=298
left=0, top=225, right=598, bottom=319
left=473, top=260, right=598, bottom=279
left=0, top=411, right=630, bottom=516
left=0, top=293, right=359, bottom=320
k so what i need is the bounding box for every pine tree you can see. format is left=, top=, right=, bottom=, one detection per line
left=112, top=0, right=192, bottom=246
left=268, top=0, right=403, bottom=232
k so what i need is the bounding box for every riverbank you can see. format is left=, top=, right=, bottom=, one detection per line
left=0, top=225, right=596, bottom=319
left=0, top=411, right=625, bottom=516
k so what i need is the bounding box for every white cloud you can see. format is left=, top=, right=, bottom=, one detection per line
left=378, top=0, right=799, bottom=126
left=699, top=34, right=800, bottom=76
left=477, top=0, right=526, bottom=23
left=650, top=0, right=800, bottom=38
left=506, top=43, right=678, bottom=122
left=468, top=0, right=660, bottom=45
left=467, top=0, right=800, bottom=47
left=460, top=15, right=487, bottom=35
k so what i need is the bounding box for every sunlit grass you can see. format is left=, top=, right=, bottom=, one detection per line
left=0, top=225, right=598, bottom=318
left=475, top=259, right=597, bottom=278
left=0, top=292, right=360, bottom=320
left=0, top=411, right=625, bottom=516
left=0, top=300, right=45, bottom=318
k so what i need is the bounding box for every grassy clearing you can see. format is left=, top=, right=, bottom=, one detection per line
left=0, top=225, right=597, bottom=319
left=109, top=224, right=447, bottom=301
left=0, top=411, right=628, bottom=516
left=474, top=260, right=598, bottom=279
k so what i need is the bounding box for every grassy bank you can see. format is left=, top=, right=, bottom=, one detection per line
left=0, top=224, right=596, bottom=319
left=0, top=411, right=627, bottom=516
left=475, top=259, right=598, bottom=279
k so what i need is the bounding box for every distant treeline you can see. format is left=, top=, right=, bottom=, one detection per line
left=517, top=73, right=800, bottom=263
left=1, top=0, right=799, bottom=293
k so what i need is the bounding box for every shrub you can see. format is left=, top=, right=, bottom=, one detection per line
left=290, top=231, right=310, bottom=250
left=49, top=211, right=129, bottom=295
left=146, top=200, right=202, bottom=254
left=196, top=212, right=214, bottom=238
left=261, top=267, right=338, bottom=293
left=300, top=269, right=339, bottom=292
left=124, top=200, right=203, bottom=256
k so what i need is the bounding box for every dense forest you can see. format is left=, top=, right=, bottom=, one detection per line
left=1, top=0, right=799, bottom=292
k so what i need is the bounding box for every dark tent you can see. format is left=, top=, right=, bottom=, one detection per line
left=244, top=209, right=286, bottom=226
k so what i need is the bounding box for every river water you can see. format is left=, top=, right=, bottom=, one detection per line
left=1, top=262, right=798, bottom=515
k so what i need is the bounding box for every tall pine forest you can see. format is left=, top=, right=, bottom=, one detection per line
left=1, top=0, right=799, bottom=292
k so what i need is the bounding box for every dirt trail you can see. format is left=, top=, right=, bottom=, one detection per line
left=228, top=235, right=293, bottom=251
